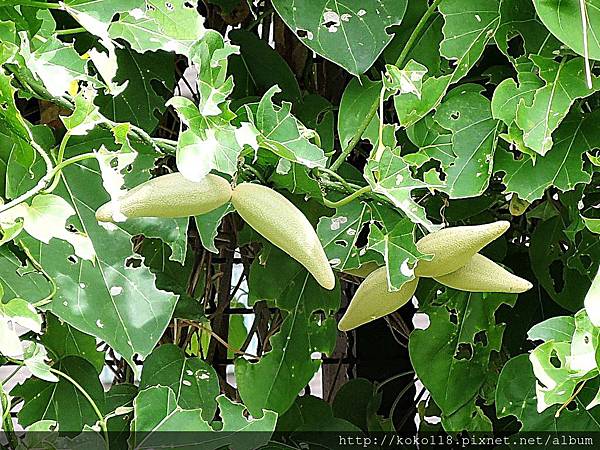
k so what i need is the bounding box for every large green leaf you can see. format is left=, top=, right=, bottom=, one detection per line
left=533, top=0, right=600, bottom=60
left=496, top=110, right=597, bottom=202
left=364, top=148, right=440, bottom=231
left=495, top=0, right=560, bottom=62
left=236, top=248, right=339, bottom=416
left=409, top=289, right=517, bottom=417
left=12, top=356, right=105, bottom=432
left=97, top=47, right=174, bottom=132
left=271, top=0, right=408, bottom=76
left=317, top=200, right=381, bottom=272
left=338, top=77, right=381, bottom=149
left=497, top=354, right=600, bottom=431
left=434, top=88, right=500, bottom=199
left=250, top=86, right=327, bottom=169
left=20, top=149, right=177, bottom=370
left=394, top=0, right=501, bottom=126
left=229, top=29, right=301, bottom=102
left=139, top=344, right=219, bottom=421
left=109, top=0, right=206, bottom=57
left=515, top=56, right=600, bottom=156
left=132, top=386, right=277, bottom=449
left=41, top=313, right=105, bottom=373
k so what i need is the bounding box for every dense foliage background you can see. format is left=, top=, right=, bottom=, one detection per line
left=0, top=0, right=599, bottom=447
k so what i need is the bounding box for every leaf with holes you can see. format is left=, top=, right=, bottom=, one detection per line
left=434, top=87, right=501, bottom=199
left=271, top=0, right=408, bottom=76
left=496, top=110, right=598, bottom=203
left=367, top=206, right=423, bottom=290
left=236, top=248, right=340, bottom=416
left=317, top=200, right=381, bottom=272
left=409, top=289, right=517, bottom=417
left=109, top=0, right=206, bottom=57
left=132, top=386, right=276, bottom=449
left=18, top=142, right=177, bottom=371
left=515, top=56, right=600, bottom=156
left=139, top=344, right=220, bottom=420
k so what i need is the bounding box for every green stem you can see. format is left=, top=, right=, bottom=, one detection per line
left=1, top=384, right=19, bottom=450
left=48, top=367, right=110, bottom=449
left=395, top=0, right=443, bottom=68
left=323, top=185, right=372, bottom=209
left=328, top=0, right=443, bottom=172
left=55, top=27, right=87, bottom=36
left=5, top=0, right=61, bottom=9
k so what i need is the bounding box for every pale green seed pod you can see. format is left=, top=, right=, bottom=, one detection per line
left=414, top=221, right=510, bottom=277
left=231, top=183, right=335, bottom=290
left=95, top=173, right=232, bottom=222
left=434, top=253, right=533, bottom=293
left=338, top=267, right=419, bottom=331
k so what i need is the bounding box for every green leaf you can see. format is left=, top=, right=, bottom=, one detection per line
left=19, top=33, right=88, bottom=98
left=405, top=115, right=454, bottom=169
left=434, top=88, right=500, bottom=198
left=332, top=379, right=385, bottom=432
left=497, top=354, right=600, bottom=431
left=278, top=395, right=361, bottom=434
left=271, top=0, right=408, bottom=76
left=269, top=163, right=324, bottom=201
left=367, top=214, right=422, bottom=290
left=492, top=60, right=544, bottom=127
left=64, top=0, right=145, bottom=23
left=251, top=86, right=327, bottom=169
left=236, top=249, right=339, bottom=416
left=364, top=147, right=441, bottom=231
left=409, top=289, right=517, bottom=416
left=97, top=47, right=174, bottom=132
left=41, top=313, right=105, bottom=373
left=317, top=200, right=381, bottom=272
left=132, top=386, right=277, bottom=449
left=0, top=245, right=52, bottom=304
left=0, top=193, right=94, bottom=260
left=495, top=0, right=560, bottom=62
left=20, top=147, right=177, bottom=370
left=139, top=344, right=219, bottom=421
left=394, top=0, right=500, bottom=127
left=529, top=217, right=591, bottom=311
left=528, top=316, right=576, bottom=343
left=533, top=0, right=600, bottom=60
left=109, top=0, right=206, bottom=57
left=338, top=77, right=381, bottom=149
left=229, top=29, right=301, bottom=102
left=21, top=341, right=59, bottom=383
left=195, top=203, right=234, bottom=254
left=384, top=0, right=445, bottom=75
left=384, top=60, right=427, bottom=98
left=515, top=56, right=600, bottom=156
left=496, top=110, right=597, bottom=202
left=12, top=356, right=105, bottom=432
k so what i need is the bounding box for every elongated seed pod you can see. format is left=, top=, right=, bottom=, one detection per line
left=342, top=261, right=381, bottom=279
left=338, top=267, right=419, bottom=331
left=231, top=183, right=335, bottom=290
left=434, top=253, right=532, bottom=293
left=96, top=173, right=232, bottom=222
left=414, top=221, right=510, bottom=277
